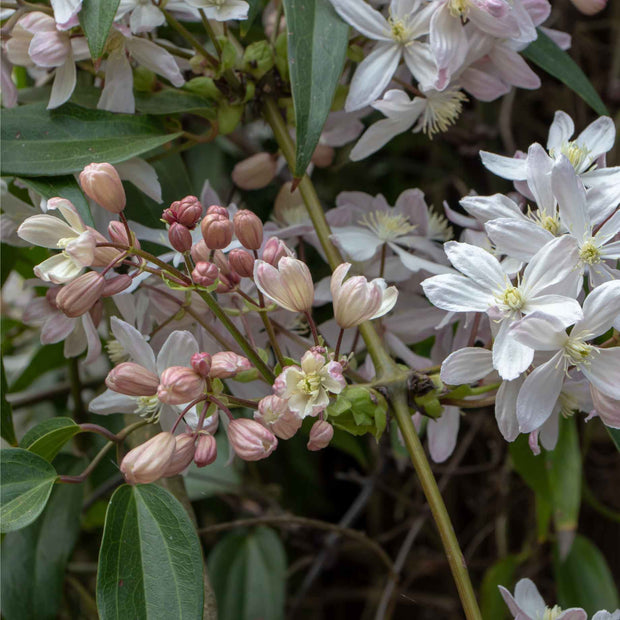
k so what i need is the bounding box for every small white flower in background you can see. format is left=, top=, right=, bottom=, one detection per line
left=185, top=0, right=250, bottom=21
left=50, top=0, right=82, bottom=29
left=115, top=0, right=199, bottom=34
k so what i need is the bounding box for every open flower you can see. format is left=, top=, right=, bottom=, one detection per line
left=254, top=257, right=314, bottom=313
left=185, top=0, right=249, bottom=21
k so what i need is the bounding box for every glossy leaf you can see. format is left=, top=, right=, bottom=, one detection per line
left=1, top=455, right=84, bottom=620
left=9, top=343, right=66, bottom=393
left=523, top=29, right=608, bottom=117
left=97, top=484, right=204, bottom=620
left=79, top=0, right=121, bottom=60
left=21, top=418, right=82, bottom=463
left=1, top=103, right=181, bottom=177
left=282, top=0, right=348, bottom=177
left=0, top=449, right=58, bottom=533
left=1, top=358, right=17, bottom=447
left=134, top=90, right=217, bottom=117
left=241, top=0, right=262, bottom=36
left=480, top=555, right=519, bottom=620
left=208, top=526, right=287, bottom=620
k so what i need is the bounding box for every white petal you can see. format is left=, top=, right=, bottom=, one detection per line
left=524, top=294, right=583, bottom=327
left=156, top=330, right=200, bottom=375
left=526, top=143, right=554, bottom=213
left=110, top=316, right=157, bottom=372
left=81, top=312, right=102, bottom=364
left=576, top=115, right=616, bottom=162
left=440, top=347, right=494, bottom=384
left=390, top=243, right=454, bottom=274
left=371, top=284, right=398, bottom=319
left=47, top=53, right=76, bottom=109
left=575, top=280, right=620, bottom=337
left=127, top=37, right=184, bottom=86
left=479, top=151, right=527, bottom=181
left=89, top=389, right=138, bottom=415
left=422, top=274, right=493, bottom=312
left=17, top=214, right=75, bottom=247
left=485, top=218, right=552, bottom=262
left=581, top=348, right=620, bottom=400
left=130, top=3, right=165, bottom=33
left=98, top=48, right=135, bottom=114
left=492, top=318, right=534, bottom=381
left=327, top=0, right=390, bottom=40
left=329, top=227, right=383, bottom=261
left=509, top=312, right=567, bottom=351
left=350, top=116, right=416, bottom=161
left=460, top=193, right=524, bottom=223
left=115, top=158, right=162, bottom=203
left=552, top=156, right=590, bottom=239
left=430, top=6, right=467, bottom=76
left=443, top=240, right=505, bottom=291
left=491, top=44, right=540, bottom=89
left=513, top=578, right=547, bottom=617
left=547, top=111, right=575, bottom=152
left=35, top=253, right=83, bottom=283
left=495, top=376, right=523, bottom=442
left=427, top=406, right=460, bottom=463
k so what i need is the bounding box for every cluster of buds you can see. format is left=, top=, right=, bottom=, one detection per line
left=161, top=195, right=203, bottom=253
left=191, top=351, right=252, bottom=379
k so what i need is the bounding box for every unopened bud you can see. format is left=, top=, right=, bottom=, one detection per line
left=307, top=420, right=333, bottom=451
left=102, top=274, right=133, bottom=297
left=157, top=366, right=205, bottom=405
left=231, top=153, right=277, bottom=190
left=162, top=433, right=196, bottom=477
left=206, top=205, right=229, bottom=217
left=212, top=251, right=239, bottom=284
left=79, top=163, right=126, bottom=214
left=191, top=239, right=210, bottom=263
left=56, top=271, right=104, bottom=317
left=90, top=300, right=104, bottom=327
left=254, top=395, right=302, bottom=440
left=233, top=210, right=263, bottom=250
left=215, top=273, right=235, bottom=293
left=311, top=144, right=335, bottom=168
left=168, top=223, right=193, bottom=253
left=210, top=352, right=252, bottom=378
left=568, top=0, right=606, bottom=14
left=201, top=213, right=234, bottom=249
left=228, top=249, right=255, bottom=278
left=191, top=352, right=212, bottom=377
left=90, top=227, right=125, bottom=266
left=192, top=261, right=219, bottom=287
left=106, top=361, right=160, bottom=396
left=163, top=195, right=203, bottom=228
left=194, top=433, right=217, bottom=467
left=107, top=220, right=139, bottom=248
left=227, top=418, right=278, bottom=461
left=120, top=432, right=176, bottom=484
left=261, top=237, right=292, bottom=266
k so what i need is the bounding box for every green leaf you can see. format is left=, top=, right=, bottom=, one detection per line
left=522, top=29, right=608, bottom=117
left=9, top=342, right=66, bottom=392
left=480, top=555, right=519, bottom=620
left=607, top=427, right=620, bottom=451
left=1, top=455, right=85, bottom=620
left=97, top=484, right=204, bottom=620
left=1, top=103, right=182, bottom=177
left=241, top=0, right=263, bottom=36
left=20, top=417, right=82, bottom=462
left=0, top=449, right=58, bottom=533
left=18, top=175, right=94, bottom=227
left=1, top=358, right=18, bottom=446
left=208, top=526, right=287, bottom=620
left=282, top=0, right=348, bottom=177
left=79, top=0, right=121, bottom=60
left=134, top=90, right=217, bottom=117
left=554, top=534, right=619, bottom=615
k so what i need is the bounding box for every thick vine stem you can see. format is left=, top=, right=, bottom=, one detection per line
left=262, top=96, right=482, bottom=619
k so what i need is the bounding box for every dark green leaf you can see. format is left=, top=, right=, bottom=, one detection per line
left=282, top=0, right=348, bottom=177
left=607, top=427, right=620, bottom=451
left=1, top=103, right=181, bottom=177
left=134, top=90, right=217, bottom=117
left=208, top=526, right=287, bottom=620
left=241, top=0, right=263, bottom=36
left=1, top=358, right=18, bottom=446
left=554, top=534, right=619, bottom=615
left=480, top=555, right=519, bottom=620
left=1, top=455, right=84, bottom=620
left=97, top=484, right=204, bottom=620
left=9, top=342, right=66, bottom=393
left=522, top=29, right=608, bottom=117
left=0, top=449, right=58, bottom=533
left=18, top=175, right=94, bottom=227
left=79, top=0, right=121, bottom=60
left=21, top=418, right=82, bottom=462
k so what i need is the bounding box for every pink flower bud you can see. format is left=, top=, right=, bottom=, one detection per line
left=106, top=362, right=160, bottom=396
left=272, top=372, right=287, bottom=397
left=253, top=257, right=314, bottom=313
left=213, top=251, right=240, bottom=285
left=568, top=0, right=606, bottom=14
left=79, top=163, right=126, bottom=214
left=194, top=433, right=218, bottom=467
left=206, top=205, right=229, bottom=218
left=307, top=420, right=333, bottom=451
left=261, top=237, right=293, bottom=266
left=120, top=432, right=176, bottom=484
left=168, top=222, right=193, bottom=253
left=231, top=153, right=277, bottom=190
left=210, top=352, right=252, bottom=378
left=227, top=418, right=278, bottom=461
left=202, top=412, right=219, bottom=434
left=228, top=249, right=255, bottom=278
left=102, top=274, right=133, bottom=297
left=215, top=273, right=235, bottom=293
left=162, top=433, right=196, bottom=477
left=254, top=395, right=302, bottom=439
left=191, top=239, right=210, bottom=263
left=107, top=220, right=139, bottom=249
left=191, top=352, right=212, bottom=377
left=157, top=366, right=205, bottom=405
left=162, top=195, right=203, bottom=229
left=201, top=213, right=234, bottom=250
left=90, top=300, right=104, bottom=327
left=55, top=271, right=104, bottom=317
left=233, top=210, right=263, bottom=250
left=192, top=261, right=219, bottom=287
left=46, top=287, right=60, bottom=308
left=311, top=144, right=335, bottom=168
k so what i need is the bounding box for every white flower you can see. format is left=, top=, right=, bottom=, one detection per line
left=185, top=0, right=249, bottom=21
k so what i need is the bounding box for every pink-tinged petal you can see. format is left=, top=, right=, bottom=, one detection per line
left=498, top=586, right=522, bottom=617
left=590, top=387, right=620, bottom=429
left=556, top=611, right=588, bottom=620
left=575, top=280, right=620, bottom=337
left=485, top=218, right=551, bottom=262
left=81, top=312, right=102, bottom=364
left=479, top=151, right=528, bottom=180
left=422, top=273, right=493, bottom=312
left=98, top=48, right=135, bottom=113
left=1, top=53, right=18, bottom=108
left=539, top=409, right=560, bottom=451
left=350, top=116, right=417, bottom=161
left=492, top=44, right=540, bottom=89
left=523, top=295, right=583, bottom=327
left=517, top=351, right=565, bottom=432
left=48, top=197, right=83, bottom=231
left=547, top=110, right=575, bottom=152
left=526, top=143, right=554, bottom=213
left=403, top=43, right=438, bottom=91
left=17, top=214, right=75, bottom=247
left=156, top=330, right=199, bottom=375
left=115, top=158, right=162, bottom=203
left=110, top=316, right=157, bottom=372
left=495, top=376, right=523, bottom=441
left=330, top=227, right=383, bottom=261
left=35, top=254, right=83, bottom=284
left=468, top=3, right=519, bottom=38
left=509, top=312, right=567, bottom=350
left=41, top=313, right=75, bottom=343
left=576, top=116, right=615, bottom=161
left=28, top=30, right=70, bottom=67
left=50, top=0, right=82, bottom=28
left=389, top=243, right=454, bottom=274
left=460, top=194, right=524, bottom=222
left=430, top=6, right=467, bottom=77
left=126, top=36, right=184, bottom=86
left=328, top=0, right=390, bottom=41
left=552, top=157, right=590, bottom=239
left=89, top=389, right=138, bottom=415
left=581, top=348, right=620, bottom=400
left=443, top=241, right=505, bottom=291
left=460, top=66, right=509, bottom=102
left=513, top=578, right=547, bottom=617
left=440, top=347, right=494, bottom=384
left=64, top=319, right=86, bottom=357
left=492, top=318, right=534, bottom=380
left=427, top=406, right=460, bottom=463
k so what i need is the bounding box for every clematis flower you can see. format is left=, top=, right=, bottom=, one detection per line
left=185, top=0, right=249, bottom=21
left=115, top=0, right=199, bottom=33
left=254, top=257, right=315, bottom=313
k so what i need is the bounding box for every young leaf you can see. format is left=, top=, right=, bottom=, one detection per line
left=208, top=526, right=287, bottom=620
left=97, top=484, right=204, bottom=620
left=1, top=358, right=18, bottom=447
left=282, top=0, right=349, bottom=177
left=20, top=418, right=82, bottom=463
left=79, top=0, right=121, bottom=60
left=522, top=29, right=608, bottom=117
left=480, top=554, right=519, bottom=620
left=0, top=449, right=58, bottom=533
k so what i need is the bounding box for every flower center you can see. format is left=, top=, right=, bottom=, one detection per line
left=427, top=211, right=454, bottom=241
left=56, top=236, right=74, bottom=249
left=542, top=606, right=564, bottom=620
left=579, top=239, right=601, bottom=265
left=418, top=88, right=467, bottom=138
left=134, top=395, right=161, bottom=421
left=498, top=285, right=525, bottom=312
left=558, top=391, right=579, bottom=419
left=298, top=372, right=321, bottom=395
left=564, top=336, right=593, bottom=366
left=105, top=339, right=129, bottom=364
left=358, top=210, right=416, bottom=242
left=557, top=140, right=590, bottom=172
left=448, top=0, right=470, bottom=18
left=528, top=208, right=562, bottom=235
left=389, top=18, right=410, bottom=43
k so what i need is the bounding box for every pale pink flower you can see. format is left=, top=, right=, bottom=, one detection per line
left=254, top=257, right=315, bottom=313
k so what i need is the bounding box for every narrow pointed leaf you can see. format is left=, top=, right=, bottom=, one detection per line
left=241, top=0, right=262, bottom=36
left=21, top=417, right=82, bottom=463
left=607, top=427, right=620, bottom=451
left=79, top=0, right=121, bottom=60
left=1, top=358, right=18, bottom=446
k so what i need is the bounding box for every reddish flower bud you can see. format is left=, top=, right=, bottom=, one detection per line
left=233, top=210, right=263, bottom=250
left=210, top=352, right=252, bottom=378
left=46, top=287, right=60, bottom=308
left=261, top=237, right=292, bottom=266
left=311, top=144, right=335, bottom=168
left=157, top=366, right=205, bottom=405
left=212, top=250, right=239, bottom=283
left=120, top=432, right=176, bottom=484
left=307, top=420, right=334, bottom=451
left=90, top=227, right=125, bottom=266
left=102, top=274, right=133, bottom=297
left=194, top=433, right=217, bottom=467
left=106, top=361, right=160, bottom=396
left=89, top=300, right=104, bottom=327
left=201, top=213, right=234, bottom=250
left=168, top=223, right=193, bottom=253
left=254, top=395, right=302, bottom=440
left=192, top=261, right=219, bottom=287
left=162, top=433, right=196, bottom=477
left=79, top=163, right=126, bottom=214
left=56, top=271, right=105, bottom=318
left=228, top=249, right=255, bottom=278
left=227, top=418, right=278, bottom=461
left=163, top=195, right=203, bottom=229
left=231, top=153, right=277, bottom=190
left=107, top=220, right=139, bottom=249
left=206, top=205, right=229, bottom=218
left=191, top=239, right=210, bottom=263
left=191, top=352, right=212, bottom=377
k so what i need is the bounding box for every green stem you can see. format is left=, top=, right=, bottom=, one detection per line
left=162, top=9, right=219, bottom=67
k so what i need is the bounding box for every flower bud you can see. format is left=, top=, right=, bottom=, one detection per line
left=228, top=249, right=255, bottom=278
left=568, top=0, right=606, bottom=14
left=311, top=144, right=335, bottom=168
left=106, top=362, right=160, bottom=396
left=90, top=300, right=104, bottom=327
left=231, top=153, right=277, bottom=190
left=157, top=366, right=205, bottom=405
left=210, top=352, right=252, bottom=378
left=202, top=411, right=219, bottom=434
left=79, top=163, right=126, bottom=214
left=192, top=261, right=219, bottom=287
left=215, top=273, right=235, bottom=293
left=163, top=195, right=203, bottom=229
left=56, top=271, right=105, bottom=317
left=46, top=287, right=60, bottom=308
left=168, top=222, right=193, bottom=253
left=213, top=251, right=240, bottom=285
left=201, top=213, right=234, bottom=249
left=261, top=237, right=292, bottom=266
left=107, top=220, right=139, bottom=249
left=233, top=210, right=263, bottom=250
left=162, top=433, right=196, bottom=477
left=191, top=352, right=212, bottom=377
left=194, top=433, right=217, bottom=467
left=191, top=239, right=210, bottom=263
left=120, top=432, right=176, bottom=484
left=206, top=205, right=229, bottom=218
left=307, top=420, right=333, bottom=451
left=227, top=418, right=278, bottom=461
left=254, top=257, right=314, bottom=313
left=102, top=274, right=133, bottom=297
left=254, top=395, right=302, bottom=439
